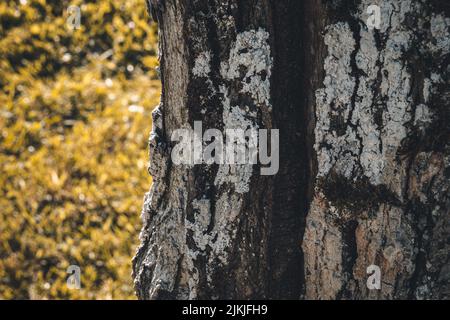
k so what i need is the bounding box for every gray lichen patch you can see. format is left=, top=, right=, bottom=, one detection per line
left=314, top=22, right=358, bottom=180
left=429, top=13, right=450, bottom=54
left=220, top=28, right=273, bottom=108
left=187, top=199, right=212, bottom=251
left=192, top=51, right=212, bottom=78
left=214, top=90, right=258, bottom=194
left=214, top=28, right=273, bottom=194
left=314, top=0, right=421, bottom=191
left=304, top=0, right=450, bottom=299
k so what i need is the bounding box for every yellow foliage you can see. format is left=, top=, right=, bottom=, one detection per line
left=0, top=0, right=160, bottom=299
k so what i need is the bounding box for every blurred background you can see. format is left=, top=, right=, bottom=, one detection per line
left=0, top=0, right=160, bottom=299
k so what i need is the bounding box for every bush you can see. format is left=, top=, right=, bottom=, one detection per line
left=0, top=0, right=160, bottom=299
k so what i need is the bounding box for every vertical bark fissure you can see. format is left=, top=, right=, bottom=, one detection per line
left=266, top=0, right=309, bottom=299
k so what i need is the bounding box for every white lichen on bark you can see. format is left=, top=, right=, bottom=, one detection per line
left=220, top=28, right=273, bottom=107
left=215, top=28, right=272, bottom=193
left=185, top=28, right=272, bottom=295
left=314, top=1, right=419, bottom=188
left=193, top=51, right=212, bottom=78
left=213, top=98, right=258, bottom=194
left=134, top=20, right=274, bottom=298
left=304, top=0, right=450, bottom=299
left=314, top=22, right=358, bottom=179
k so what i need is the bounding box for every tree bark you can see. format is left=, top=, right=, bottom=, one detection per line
left=133, top=0, right=450, bottom=299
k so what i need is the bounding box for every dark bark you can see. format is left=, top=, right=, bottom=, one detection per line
left=133, top=0, right=450, bottom=300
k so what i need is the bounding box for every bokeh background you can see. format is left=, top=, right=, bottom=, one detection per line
left=0, top=0, right=160, bottom=299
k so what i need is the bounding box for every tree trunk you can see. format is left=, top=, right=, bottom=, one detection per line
left=133, top=0, right=450, bottom=299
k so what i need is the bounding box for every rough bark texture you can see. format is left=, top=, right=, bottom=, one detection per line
left=303, top=0, right=450, bottom=300
left=132, top=0, right=307, bottom=299
left=133, top=0, right=450, bottom=299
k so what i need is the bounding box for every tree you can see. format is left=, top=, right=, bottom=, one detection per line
left=133, top=0, right=450, bottom=299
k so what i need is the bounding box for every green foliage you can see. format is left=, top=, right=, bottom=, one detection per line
left=0, top=0, right=160, bottom=299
